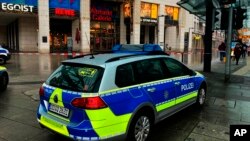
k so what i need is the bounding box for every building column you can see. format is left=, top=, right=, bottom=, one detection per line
left=188, top=27, right=194, bottom=51
left=158, top=4, right=165, bottom=49
left=165, top=26, right=177, bottom=50
left=38, top=0, right=50, bottom=53
left=179, top=27, right=185, bottom=51
left=120, top=4, right=126, bottom=44
left=80, top=0, right=90, bottom=53
left=131, top=0, right=140, bottom=44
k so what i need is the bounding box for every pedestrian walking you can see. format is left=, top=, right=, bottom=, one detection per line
left=234, top=43, right=242, bottom=65
left=248, top=46, right=250, bottom=56
left=241, top=44, right=247, bottom=58
left=218, top=42, right=226, bottom=61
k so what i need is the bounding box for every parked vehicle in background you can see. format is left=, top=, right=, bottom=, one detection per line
left=0, top=66, right=9, bottom=91
left=0, top=45, right=11, bottom=64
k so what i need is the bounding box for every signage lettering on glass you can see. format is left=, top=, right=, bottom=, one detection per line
left=91, top=7, right=113, bottom=22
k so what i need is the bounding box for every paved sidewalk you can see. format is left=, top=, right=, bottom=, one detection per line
left=233, top=56, right=250, bottom=77
left=197, top=56, right=250, bottom=85
left=190, top=55, right=247, bottom=74
left=186, top=56, right=250, bottom=141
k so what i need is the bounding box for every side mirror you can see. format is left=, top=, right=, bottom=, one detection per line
left=189, top=69, right=196, bottom=76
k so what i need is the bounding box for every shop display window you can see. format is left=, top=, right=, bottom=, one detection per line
left=90, top=21, right=119, bottom=51
left=49, top=19, right=72, bottom=53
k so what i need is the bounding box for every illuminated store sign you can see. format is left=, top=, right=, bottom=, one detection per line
left=49, top=0, right=80, bottom=11
left=141, top=18, right=157, bottom=23
left=0, top=0, right=37, bottom=6
left=1, top=2, right=34, bottom=12
left=91, top=7, right=113, bottom=22
left=50, top=0, right=79, bottom=17
left=55, top=8, right=75, bottom=17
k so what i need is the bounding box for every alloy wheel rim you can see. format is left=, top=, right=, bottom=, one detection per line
left=134, top=116, right=150, bottom=141
left=199, top=88, right=206, bottom=105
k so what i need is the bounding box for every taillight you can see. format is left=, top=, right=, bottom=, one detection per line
left=39, top=86, right=44, bottom=96
left=71, top=97, right=107, bottom=109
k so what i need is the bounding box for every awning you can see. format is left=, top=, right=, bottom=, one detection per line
left=177, top=0, right=241, bottom=21
left=177, top=0, right=221, bottom=21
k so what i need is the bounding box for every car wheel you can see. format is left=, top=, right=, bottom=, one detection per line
left=0, top=72, right=9, bottom=91
left=196, top=85, right=206, bottom=106
left=127, top=113, right=152, bottom=141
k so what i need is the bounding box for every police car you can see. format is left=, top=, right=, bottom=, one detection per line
left=0, top=66, right=9, bottom=91
left=0, top=45, right=11, bottom=64
left=37, top=44, right=207, bottom=141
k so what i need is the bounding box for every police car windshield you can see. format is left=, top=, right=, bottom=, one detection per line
left=46, top=64, right=104, bottom=93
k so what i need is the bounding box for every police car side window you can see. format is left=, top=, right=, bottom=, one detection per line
left=163, top=58, right=190, bottom=77
left=135, top=59, right=165, bottom=83
left=115, top=63, right=135, bottom=87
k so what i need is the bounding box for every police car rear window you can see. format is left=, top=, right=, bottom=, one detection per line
left=46, top=64, right=104, bottom=93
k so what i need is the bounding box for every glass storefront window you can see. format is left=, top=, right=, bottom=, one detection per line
left=90, top=1, right=120, bottom=51
left=49, top=19, right=72, bottom=53
left=165, top=6, right=179, bottom=26
left=50, top=33, right=68, bottom=52
left=90, top=21, right=119, bottom=51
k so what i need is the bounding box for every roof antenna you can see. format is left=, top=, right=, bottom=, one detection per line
left=89, top=47, right=95, bottom=59
left=85, top=32, right=95, bottom=59
left=90, top=53, right=95, bottom=59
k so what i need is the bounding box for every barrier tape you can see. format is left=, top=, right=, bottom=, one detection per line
left=10, top=52, right=87, bottom=57
left=10, top=49, right=217, bottom=56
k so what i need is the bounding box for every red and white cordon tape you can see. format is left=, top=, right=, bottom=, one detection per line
left=12, top=49, right=211, bottom=56
left=166, top=51, right=194, bottom=55
left=11, top=52, right=87, bottom=57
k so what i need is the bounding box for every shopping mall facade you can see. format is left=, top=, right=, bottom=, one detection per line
left=0, top=0, right=216, bottom=53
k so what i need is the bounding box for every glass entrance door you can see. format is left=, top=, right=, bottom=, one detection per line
left=50, top=19, right=72, bottom=53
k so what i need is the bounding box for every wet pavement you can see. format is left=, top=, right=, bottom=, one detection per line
left=0, top=53, right=250, bottom=141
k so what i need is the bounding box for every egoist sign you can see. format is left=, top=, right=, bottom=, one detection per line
left=0, top=2, right=34, bottom=13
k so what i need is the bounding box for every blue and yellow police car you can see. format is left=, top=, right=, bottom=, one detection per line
left=0, top=66, right=8, bottom=91
left=37, top=45, right=207, bottom=141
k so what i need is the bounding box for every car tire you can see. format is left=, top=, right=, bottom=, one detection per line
left=196, top=85, right=206, bottom=107
left=0, top=72, right=9, bottom=91
left=127, top=112, right=152, bottom=141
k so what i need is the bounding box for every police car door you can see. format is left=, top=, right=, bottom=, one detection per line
left=163, top=58, right=196, bottom=108
left=135, top=59, right=176, bottom=117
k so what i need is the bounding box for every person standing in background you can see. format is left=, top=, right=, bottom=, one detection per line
left=234, top=43, right=242, bottom=65
left=218, top=42, right=226, bottom=61
left=241, top=44, right=247, bottom=58
left=248, top=45, right=250, bottom=56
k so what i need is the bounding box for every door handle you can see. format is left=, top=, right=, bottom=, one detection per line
left=147, top=87, right=156, bottom=92
left=174, top=82, right=181, bottom=85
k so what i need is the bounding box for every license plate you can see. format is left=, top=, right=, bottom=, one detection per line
left=49, top=104, right=69, bottom=118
